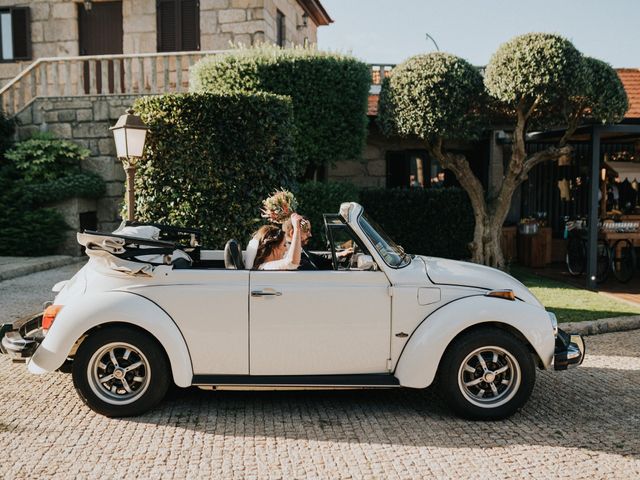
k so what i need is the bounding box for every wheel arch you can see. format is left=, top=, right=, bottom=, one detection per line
left=394, top=296, right=555, bottom=389
left=28, top=291, right=193, bottom=387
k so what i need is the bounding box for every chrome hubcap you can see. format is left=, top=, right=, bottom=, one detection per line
left=87, top=342, right=151, bottom=405
left=458, top=346, right=521, bottom=408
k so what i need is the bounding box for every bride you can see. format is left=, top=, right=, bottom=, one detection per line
left=252, top=213, right=303, bottom=270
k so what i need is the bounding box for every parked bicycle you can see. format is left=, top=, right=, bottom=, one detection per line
left=564, top=217, right=637, bottom=283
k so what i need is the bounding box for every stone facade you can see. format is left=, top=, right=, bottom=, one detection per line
left=0, top=0, right=327, bottom=87
left=327, top=127, right=432, bottom=188
left=16, top=95, right=140, bottom=247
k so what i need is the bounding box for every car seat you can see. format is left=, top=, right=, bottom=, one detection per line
left=224, top=239, right=245, bottom=269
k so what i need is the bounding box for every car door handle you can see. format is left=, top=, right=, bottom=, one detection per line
left=251, top=290, right=283, bottom=297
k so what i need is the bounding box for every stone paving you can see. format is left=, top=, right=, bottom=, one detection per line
left=0, top=266, right=639, bottom=479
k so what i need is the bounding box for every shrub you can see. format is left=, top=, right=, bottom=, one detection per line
left=133, top=92, right=297, bottom=248
left=0, top=110, right=15, bottom=159
left=21, top=172, right=106, bottom=207
left=0, top=208, right=68, bottom=256
left=190, top=46, right=371, bottom=174
left=295, top=181, right=361, bottom=249
left=0, top=133, right=102, bottom=256
left=359, top=188, right=474, bottom=259
left=4, top=132, right=90, bottom=182
left=294, top=182, right=473, bottom=259
left=378, top=53, right=486, bottom=142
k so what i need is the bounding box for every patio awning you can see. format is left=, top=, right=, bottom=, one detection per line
left=606, top=161, right=640, bottom=182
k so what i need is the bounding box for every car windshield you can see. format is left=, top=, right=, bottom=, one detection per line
left=358, top=212, right=411, bottom=268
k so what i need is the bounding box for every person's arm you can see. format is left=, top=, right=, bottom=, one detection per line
left=281, top=213, right=302, bottom=268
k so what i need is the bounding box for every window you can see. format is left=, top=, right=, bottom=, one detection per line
left=276, top=10, right=285, bottom=47
left=157, top=0, right=200, bottom=52
left=386, top=150, right=445, bottom=189
left=0, top=7, right=30, bottom=62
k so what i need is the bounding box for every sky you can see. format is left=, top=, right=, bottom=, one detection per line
left=317, top=0, right=640, bottom=67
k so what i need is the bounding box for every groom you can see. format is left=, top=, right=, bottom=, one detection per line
left=281, top=217, right=334, bottom=270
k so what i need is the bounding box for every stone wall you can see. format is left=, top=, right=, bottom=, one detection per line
left=0, top=0, right=323, bottom=87
left=265, top=0, right=318, bottom=46
left=15, top=95, right=139, bottom=236
left=327, top=127, right=429, bottom=188
left=0, top=0, right=80, bottom=87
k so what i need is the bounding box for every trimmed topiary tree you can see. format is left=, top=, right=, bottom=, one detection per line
left=133, top=91, right=297, bottom=248
left=189, top=46, right=371, bottom=178
left=380, top=34, right=628, bottom=268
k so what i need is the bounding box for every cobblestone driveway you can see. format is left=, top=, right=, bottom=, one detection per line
left=0, top=268, right=639, bottom=479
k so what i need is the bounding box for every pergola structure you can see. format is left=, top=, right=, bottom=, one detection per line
left=528, top=123, right=640, bottom=290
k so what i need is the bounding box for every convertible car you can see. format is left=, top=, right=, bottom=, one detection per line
left=0, top=203, right=584, bottom=419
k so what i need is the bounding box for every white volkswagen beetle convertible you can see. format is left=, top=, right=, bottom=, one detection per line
left=1, top=203, right=584, bottom=420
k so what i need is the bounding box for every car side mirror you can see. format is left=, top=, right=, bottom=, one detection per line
left=357, top=254, right=377, bottom=271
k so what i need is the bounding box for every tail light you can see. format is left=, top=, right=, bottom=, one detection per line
left=42, top=305, right=63, bottom=333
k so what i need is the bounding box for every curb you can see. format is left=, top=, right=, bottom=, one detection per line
left=0, top=256, right=86, bottom=282
left=562, top=315, right=640, bottom=336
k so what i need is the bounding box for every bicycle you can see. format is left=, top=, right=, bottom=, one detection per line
left=564, top=217, right=611, bottom=283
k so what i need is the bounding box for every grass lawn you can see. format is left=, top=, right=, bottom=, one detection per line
left=510, top=267, right=640, bottom=323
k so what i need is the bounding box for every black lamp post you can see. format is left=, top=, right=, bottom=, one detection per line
left=110, top=109, right=149, bottom=222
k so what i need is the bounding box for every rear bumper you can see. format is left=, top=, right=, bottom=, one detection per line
left=0, top=313, right=44, bottom=361
left=554, top=328, right=585, bottom=371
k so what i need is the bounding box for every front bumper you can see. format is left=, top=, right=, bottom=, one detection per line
left=553, top=328, right=585, bottom=371
left=0, top=313, right=44, bottom=361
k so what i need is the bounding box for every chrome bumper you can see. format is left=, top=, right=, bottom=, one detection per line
left=0, top=313, right=44, bottom=361
left=554, top=328, right=585, bottom=371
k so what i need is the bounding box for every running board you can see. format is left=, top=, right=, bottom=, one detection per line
left=191, top=373, right=400, bottom=387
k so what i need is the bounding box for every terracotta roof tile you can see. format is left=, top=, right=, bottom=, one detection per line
left=367, top=68, right=640, bottom=119
left=617, top=68, right=640, bottom=119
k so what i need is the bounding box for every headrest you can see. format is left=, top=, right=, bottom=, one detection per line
left=224, top=239, right=245, bottom=270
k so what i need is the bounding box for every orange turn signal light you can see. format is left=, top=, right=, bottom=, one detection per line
left=42, top=305, right=63, bottom=332
left=485, top=289, right=516, bottom=301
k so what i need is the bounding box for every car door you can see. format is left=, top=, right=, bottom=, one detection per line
left=249, top=268, right=391, bottom=376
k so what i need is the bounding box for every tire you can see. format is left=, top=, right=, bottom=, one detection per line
left=439, top=328, right=536, bottom=420
left=72, top=326, right=170, bottom=417
left=611, top=239, right=636, bottom=283
left=566, top=236, right=585, bottom=276
left=596, top=240, right=611, bottom=284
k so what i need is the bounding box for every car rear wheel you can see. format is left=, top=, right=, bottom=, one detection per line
left=439, top=328, right=536, bottom=420
left=72, top=326, right=170, bottom=417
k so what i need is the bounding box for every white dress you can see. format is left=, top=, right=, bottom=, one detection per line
left=256, top=244, right=299, bottom=270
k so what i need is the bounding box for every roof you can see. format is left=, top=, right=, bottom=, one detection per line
left=618, top=69, right=640, bottom=119
left=296, top=0, right=333, bottom=26
left=366, top=68, right=640, bottom=119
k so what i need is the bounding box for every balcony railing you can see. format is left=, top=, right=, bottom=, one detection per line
left=0, top=50, right=229, bottom=116
left=1, top=56, right=394, bottom=116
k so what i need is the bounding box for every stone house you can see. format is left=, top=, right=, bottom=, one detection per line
left=0, top=0, right=331, bottom=253
left=0, top=0, right=331, bottom=87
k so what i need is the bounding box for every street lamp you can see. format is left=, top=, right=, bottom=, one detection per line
left=110, top=109, right=149, bottom=222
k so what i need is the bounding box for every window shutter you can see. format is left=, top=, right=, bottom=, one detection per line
left=11, top=7, right=30, bottom=60
left=157, top=0, right=177, bottom=52
left=180, top=0, right=199, bottom=51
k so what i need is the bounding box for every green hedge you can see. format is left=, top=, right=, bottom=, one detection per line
left=296, top=181, right=361, bottom=249
left=294, top=182, right=474, bottom=259
left=0, top=110, right=14, bottom=159
left=20, top=172, right=106, bottom=207
left=190, top=46, right=371, bottom=174
left=360, top=188, right=474, bottom=259
left=133, top=91, right=297, bottom=248
left=0, top=133, right=105, bottom=256
left=0, top=208, right=67, bottom=256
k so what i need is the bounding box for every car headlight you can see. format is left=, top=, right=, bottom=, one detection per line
left=548, top=311, right=558, bottom=337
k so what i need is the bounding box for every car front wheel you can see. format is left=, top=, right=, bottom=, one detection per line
left=72, top=326, right=170, bottom=417
left=439, top=328, right=536, bottom=420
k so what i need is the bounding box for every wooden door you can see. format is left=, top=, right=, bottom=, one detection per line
left=78, top=1, right=123, bottom=94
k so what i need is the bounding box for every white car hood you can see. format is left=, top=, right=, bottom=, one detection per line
left=422, top=256, right=543, bottom=308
